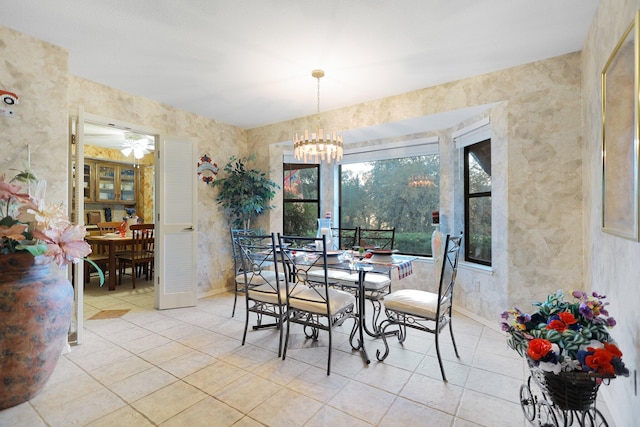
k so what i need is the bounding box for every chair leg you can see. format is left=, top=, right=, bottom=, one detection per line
left=232, top=281, right=239, bottom=317
left=448, top=316, right=460, bottom=358
left=327, top=328, right=332, bottom=376
left=241, top=299, right=250, bottom=346
left=435, top=332, right=447, bottom=382
left=277, top=309, right=284, bottom=358
left=282, top=312, right=292, bottom=360
left=131, top=262, right=136, bottom=289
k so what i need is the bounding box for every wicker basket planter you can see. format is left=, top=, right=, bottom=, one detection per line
left=528, top=360, right=611, bottom=412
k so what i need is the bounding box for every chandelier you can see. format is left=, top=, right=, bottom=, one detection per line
left=408, top=175, right=435, bottom=188
left=293, top=69, right=343, bottom=163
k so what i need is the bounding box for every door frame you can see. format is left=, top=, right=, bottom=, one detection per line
left=70, top=112, right=160, bottom=343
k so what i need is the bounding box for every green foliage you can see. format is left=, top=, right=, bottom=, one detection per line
left=341, top=156, right=440, bottom=254
left=212, top=155, right=280, bottom=229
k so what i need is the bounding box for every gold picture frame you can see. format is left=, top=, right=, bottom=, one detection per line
left=601, top=11, right=640, bottom=240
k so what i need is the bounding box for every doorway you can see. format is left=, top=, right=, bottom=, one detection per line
left=70, top=113, right=158, bottom=344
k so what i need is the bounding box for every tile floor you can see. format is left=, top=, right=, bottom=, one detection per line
left=1, top=278, right=615, bottom=427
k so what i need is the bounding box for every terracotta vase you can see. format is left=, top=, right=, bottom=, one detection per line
left=0, top=252, right=74, bottom=410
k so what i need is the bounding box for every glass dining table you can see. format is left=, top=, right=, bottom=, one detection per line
left=311, top=253, right=416, bottom=365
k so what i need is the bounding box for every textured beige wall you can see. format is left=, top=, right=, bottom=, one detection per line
left=249, top=53, right=584, bottom=322
left=1, top=27, right=69, bottom=219
left=583, top=1, right=640, bottom=425
left=1, top=27, right=70, bottom=279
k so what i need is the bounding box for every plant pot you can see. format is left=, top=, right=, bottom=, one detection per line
left=0, top=252, right=74, bottom=410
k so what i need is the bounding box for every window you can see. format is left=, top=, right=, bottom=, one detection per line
left=340, top=152, right=440, bottom=256
left=464, top=138, right=491, bottom=265
left=283, top=163, right=319, bottom=236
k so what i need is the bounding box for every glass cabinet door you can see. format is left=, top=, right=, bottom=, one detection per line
left=119, top=167, right=136, bottom=202
left=97, top=164, right=116, bottom=202
left=83, top=163, right=93, bottom=201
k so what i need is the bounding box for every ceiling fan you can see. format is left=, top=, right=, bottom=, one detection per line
left=120, top=133, right=153, bottom=159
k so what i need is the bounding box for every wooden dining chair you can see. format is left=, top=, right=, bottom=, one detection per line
left=376, top=233, right=462, bottom=382
left=117, top=223, right=154, bottom=289
left=97, top=221, right=122, bottom=235
left=84, top=222, right=122, bottom=284
left=277, top=233, right=356, bottom=375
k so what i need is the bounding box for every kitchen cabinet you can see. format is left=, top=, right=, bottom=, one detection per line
left=81, top=159, right=138, bottom=204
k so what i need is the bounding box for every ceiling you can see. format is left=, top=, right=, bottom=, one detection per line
left=1, top=1, right=599, bottom=134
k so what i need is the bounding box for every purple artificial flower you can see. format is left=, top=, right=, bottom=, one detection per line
left=500, top=311, right=510, bottom=320
left=572, top=290, right=586, bottom=299
left=500, top=322, right=510, bottom=332
left=579, top=303, right=594, bottom=319
left=606, top=317, right=617, bottom=327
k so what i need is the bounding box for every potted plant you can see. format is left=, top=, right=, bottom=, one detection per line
left=212, top=155, right=279, bottom=229
left=0, top=169, right=100, bottom=409
left=500, top=290, right=628, bottom=413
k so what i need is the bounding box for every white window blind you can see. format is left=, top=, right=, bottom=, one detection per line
left=453, top=118, right=491, bottom=149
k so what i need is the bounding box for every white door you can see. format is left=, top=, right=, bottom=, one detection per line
left=155, top=135, right=198, bottom=309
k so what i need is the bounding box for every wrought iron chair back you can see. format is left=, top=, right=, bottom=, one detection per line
left=331, top=227, right=359, bottom=250
left=358, top=227, right=395, bottom=249
left=230, top=227, right=258, bottom=317
left=277, top=233, right=356, bottom=375
left=376, top=233, right=462, bottom=381
left=236, top=232, right=287, bottom=356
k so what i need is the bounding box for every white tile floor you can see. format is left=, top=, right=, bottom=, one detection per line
left=1, top=278, right=615, bottom=427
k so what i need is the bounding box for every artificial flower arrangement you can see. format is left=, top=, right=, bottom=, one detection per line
left=501, top=290, right=628, bottom=377
left=0, top=168, right=102, bottom=281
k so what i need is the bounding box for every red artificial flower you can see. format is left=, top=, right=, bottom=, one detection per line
left=546, top=311, right=577, bottom=332
left=585, top=347, right=615, bottom=375
left=603, top=342, right=623, bottom=358
left=527, top=338, right=553, bottom=361
left=558, top=311, right=577, bottom=326
left=547, top=319, right=568, bottom=332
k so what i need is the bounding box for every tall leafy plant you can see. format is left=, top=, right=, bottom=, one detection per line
left=212, top=155, right=279, bottom=229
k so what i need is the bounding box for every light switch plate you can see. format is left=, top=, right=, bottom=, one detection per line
left=0, top=107, right=16, bottom=117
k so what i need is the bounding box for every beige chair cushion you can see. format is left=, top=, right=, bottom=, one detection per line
left=339, top=272, right=391, bottom=290
left=289, top=287, right=355, bottom=316
left=236, top=270, right=284, bottom=286
left=247, top=283, right=287, bottom=304
left=307, top=268, right=352, bottom=281
left=383, top=289, right=449, bottom=319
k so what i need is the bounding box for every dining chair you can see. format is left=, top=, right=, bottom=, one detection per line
left=117, top=223, right=154, bottom=289
left=236, top=232, right=288, bottom=356
left=97, top=221, right=121, bottom=235
left=84, top=221, right=122, bottom=284
left=230, top=227, right=259, bottom=317
left=331, top=227, right=359, bottom=250
left=98, top=220, right=129, bottom=255
left=277, top=233, right=356, bottom=375
left=376, top=233, right=462, bottom=382
left=357, top=227, right=395, bottom=250
left=336, top=226, right=396, bottom=335
left=84, top=237, right=109, bottom=285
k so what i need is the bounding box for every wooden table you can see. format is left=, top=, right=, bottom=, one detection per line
left=85, top=235, right=133, bottom=291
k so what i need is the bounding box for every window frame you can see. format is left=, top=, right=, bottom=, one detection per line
left=282, top=163, right=320, bottom=236
left=338, top=139, right=440, bottom=257
left=463, top=138, right=492, bottom=266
